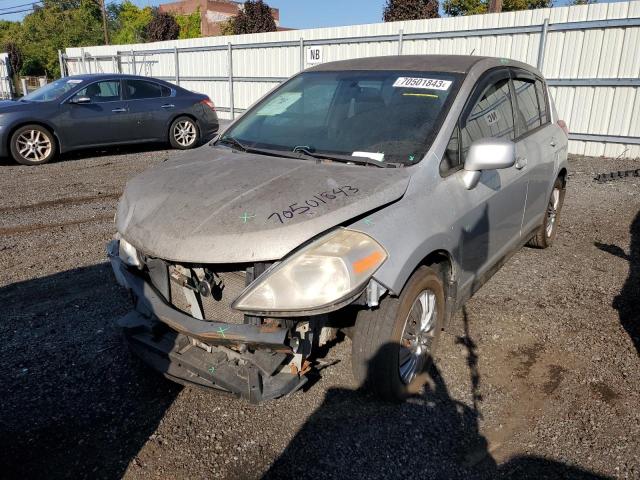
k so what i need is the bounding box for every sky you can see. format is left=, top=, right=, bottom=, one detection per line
left=0, top=0, right=621, bottom=26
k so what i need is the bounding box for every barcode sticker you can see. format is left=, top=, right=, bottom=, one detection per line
left=393, top=77, right=452, bottom=90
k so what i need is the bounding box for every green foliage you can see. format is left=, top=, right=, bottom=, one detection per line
left=18, top=0, right=104, bottom=77
left=144, top=9, right=180, bottom=42
left=226, top=0, right=277, bottom=35
left=111, top=1, right=153, bottom=44
left=443, top=0, right=551, bottom=16
left=383, top=0, right=440, bottom=21
left=176, top=9, right=201, bottom=39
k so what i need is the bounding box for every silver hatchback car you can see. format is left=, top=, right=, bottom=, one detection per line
left=108, top=55, right=568, bottom=403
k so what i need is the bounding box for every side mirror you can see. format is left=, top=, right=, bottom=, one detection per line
left=462, top=137, right=515, bottom=190
left=70, top=96, right=91, bottom=104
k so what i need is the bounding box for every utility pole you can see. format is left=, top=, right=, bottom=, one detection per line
left=98, top=0, right=110, bottom=45
left=488, top=0, right=503, bottom=13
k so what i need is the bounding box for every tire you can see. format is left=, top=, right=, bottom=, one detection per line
left=169, top=116, right=200, bottom=150
left=10, top=124, right=57, bottom=165
left=527, top=177, right=566, bottom=249
left=351, top=266, right=445, bottom=401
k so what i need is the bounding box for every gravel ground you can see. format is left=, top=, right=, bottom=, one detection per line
left=0, top=146, right=638, bottom=479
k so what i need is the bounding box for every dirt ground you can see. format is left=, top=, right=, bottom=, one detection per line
left=0, top=146, right=638, bottom=480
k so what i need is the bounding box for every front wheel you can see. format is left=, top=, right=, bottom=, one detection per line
left=527, top=177, right=566, bottom=249
left=169, top=116, right=200, bottom=150
left=351, top=266, right=445, bottom=401
left=10, top=125, right=57, bottom=165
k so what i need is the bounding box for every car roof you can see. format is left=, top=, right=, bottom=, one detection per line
left=62, top=73, right=171, bottom=83
left=306, top=55, right=538, bottom=76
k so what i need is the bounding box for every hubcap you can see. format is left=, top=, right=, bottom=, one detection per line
left=173, top=120, right=196, bottom=147
left=17, top=130, right=52, bottom=162
left=399, top=289, right=437, bottom=384
left=546, top=188, right=561, bottom=237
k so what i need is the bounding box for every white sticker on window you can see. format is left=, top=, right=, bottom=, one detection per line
left=352, top=151, right=384, bottom=162
left=67, top=79, right=83, bottom=84
left=393, top=77, right=451, bottom=91
left=484, top=110, right=500, bottom=126
left=256, top=92, right=302, bottom=116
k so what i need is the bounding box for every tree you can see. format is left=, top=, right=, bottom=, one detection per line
left=111, top=1, right=153, bottom=44
left=383, top=0, right=439, bottom=21
left=3, top=42, right=22, bottom=77
left=176, top=9, right=201, bottom=39
left=18, top=0, right=104, bottom=77
left=226, top=0, right=277, bottom=35
left=443, top=0, right=551, bottom=16
left=144, top=9, right=180, bottom=42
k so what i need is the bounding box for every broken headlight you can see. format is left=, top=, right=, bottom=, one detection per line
left=232, top=228, right=387, bottom=315
left=119, top=237, right=142, bottom=268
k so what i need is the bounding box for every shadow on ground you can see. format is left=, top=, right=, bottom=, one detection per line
left=264, top=309, right=611, bottom=480
left=595, top=209, right=640, bottom=356
left=0, top=264, right=180, bottom=479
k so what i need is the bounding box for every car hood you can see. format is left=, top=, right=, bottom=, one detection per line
left=0, top=100, right=45, bottom=112
left=116, top=148, right=411, bottom=263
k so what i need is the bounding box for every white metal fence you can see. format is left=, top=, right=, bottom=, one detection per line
left=0, top=53, right=14, bottom=99
left=64, top=1, right=640, bottom=158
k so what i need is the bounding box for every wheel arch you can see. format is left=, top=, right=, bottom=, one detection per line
left=557, top=167, right=568, bottom=188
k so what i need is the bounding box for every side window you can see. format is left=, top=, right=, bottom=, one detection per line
left=513, top=79, right=542, bottom=135
left=161, top=85, right=172, bottom=97
left=460, top=77, right=515, bottom=162
left=534, top=79, right=549, bottom=124
left=126, top=80, right=163, bottom=100
left=73, top=81, right=120, bottom=103
left=441, top=126, right=461, bottom=174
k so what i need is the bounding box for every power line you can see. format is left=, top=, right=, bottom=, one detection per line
left=0, top=1, right=42, bottom=11
left=0, top=6, right=38, bottom=15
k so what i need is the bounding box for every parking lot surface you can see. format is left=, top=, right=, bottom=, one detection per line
left=0, top=146, right=638, bottom=479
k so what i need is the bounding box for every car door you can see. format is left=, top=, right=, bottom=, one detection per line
left=510, top=70, right=558, bottom=235
left=122, top=79, right=174, bottom=142
left=59, top=79, right=126, bottom=148
left=441, top=68, right=529, bottom=285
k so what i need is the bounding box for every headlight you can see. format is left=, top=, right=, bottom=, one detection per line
left=119, top=238, right=142, bottom=268
left=232, top=228, right=387, bottom=315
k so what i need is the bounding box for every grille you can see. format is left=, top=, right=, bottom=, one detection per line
left=168, top=267, right=247, bottom=324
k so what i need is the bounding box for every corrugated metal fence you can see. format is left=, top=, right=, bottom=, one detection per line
left=0, top=53, right=14, bottom=99
left=64, top=1, right=640, bottom=158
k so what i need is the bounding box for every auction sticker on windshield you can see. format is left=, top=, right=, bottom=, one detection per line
left=393, top=77, right=451, bottom=90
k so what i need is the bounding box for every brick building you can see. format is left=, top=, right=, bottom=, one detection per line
left=158, top=0, right=285, bottom=37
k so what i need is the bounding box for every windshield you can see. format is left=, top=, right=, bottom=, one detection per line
left=21, top=78, right=83, bottom=102
left=221, top=70, right=460, bottom=165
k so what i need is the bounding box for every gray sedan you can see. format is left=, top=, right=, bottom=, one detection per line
left=108, top=55, right=569, bottom=403
left=0, top=74, right=219, bottom=165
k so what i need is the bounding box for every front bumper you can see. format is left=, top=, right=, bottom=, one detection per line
left=107, top=241, right=305, bottom=403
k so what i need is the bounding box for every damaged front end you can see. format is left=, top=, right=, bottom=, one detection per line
left=107, top=239, right=324, bottom=404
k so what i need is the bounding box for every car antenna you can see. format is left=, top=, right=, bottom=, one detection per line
left=469, top=48, right=476, bottom=55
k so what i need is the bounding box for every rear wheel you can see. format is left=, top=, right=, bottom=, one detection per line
left=351, top=266, right=445, bottom=401
left=10, top=124, right=56, bottom=165
left=527, top=177, right=565, bottom=249
left=169, top=116, right=200, bottom=150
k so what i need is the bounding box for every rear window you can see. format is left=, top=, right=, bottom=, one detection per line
left=126, top=80, right=164, bottom=100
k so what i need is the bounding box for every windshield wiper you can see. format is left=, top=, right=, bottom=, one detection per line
left=217, top=136, right=312, bottom=160
left=292, top=146, right=397, bottom=168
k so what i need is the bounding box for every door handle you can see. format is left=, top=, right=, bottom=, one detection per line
left=515, top=157, right=527, bottom=170
left=550, top=138, right=557, bottom=147
left=112, top=107, right=127, bottom=113
left=161, top=104, right=175, bottom=109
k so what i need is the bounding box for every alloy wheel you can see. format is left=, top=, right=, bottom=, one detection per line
left=546, top=187, right=561, bottom=237
left=16, top=129, right=52, bottom=163
left=173, top=120, right=197, bottom=147
left=399, top=289, right=438, bottom=384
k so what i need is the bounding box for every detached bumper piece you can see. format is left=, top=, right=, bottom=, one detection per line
left=108, top=247, right=306, bottom=404
left=119, top=312, right=305, bottom=403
